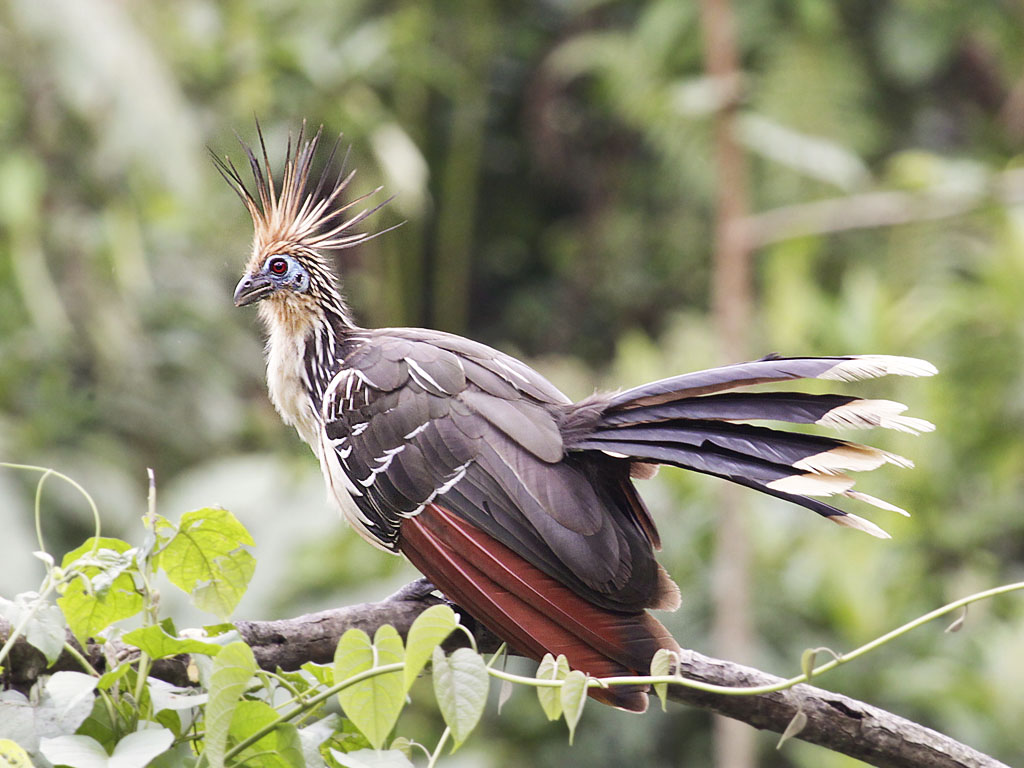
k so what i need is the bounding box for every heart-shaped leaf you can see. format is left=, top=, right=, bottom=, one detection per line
left=334, top=627, right=405, bottom=750
left=432, top=647, right=488, bottom=749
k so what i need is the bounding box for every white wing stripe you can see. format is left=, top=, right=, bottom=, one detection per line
left=404, top=422, right=429, bottom=439
left=406, top=358, right=445, bottom=392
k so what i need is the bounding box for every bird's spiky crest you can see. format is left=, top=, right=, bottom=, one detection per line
left=212, top=121, right=388, bottom=273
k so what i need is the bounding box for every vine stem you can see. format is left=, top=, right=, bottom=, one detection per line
left=1, top=462, right=103, bottom=549
left=33, top=469, right=54, bottom=562
left=427, top=727, right=451, bottom=768
left=224, top=633, right=501, bottom=760
left=220, top=662, right=405, bottom=762
left=485, top=581, right=1024, bottom=696
left=132, top=470, right=162, bottom=715
left=0, top=461, right=105, bottom=668
left=0, top=462, right=117, bottom=717
left=0, top=579, right=60, bottom=668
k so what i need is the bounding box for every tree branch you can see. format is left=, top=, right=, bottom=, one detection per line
left=0, top=581, right=1006, bottom=768
left=665, top=649, right=1005, bottom=768
left=738, top=168, right=1024, bottom=249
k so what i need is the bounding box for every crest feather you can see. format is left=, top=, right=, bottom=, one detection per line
left=211, top=121, right=391, bottom=265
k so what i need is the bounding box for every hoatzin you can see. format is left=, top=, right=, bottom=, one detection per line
left=218, top=126, right=935, bottom=712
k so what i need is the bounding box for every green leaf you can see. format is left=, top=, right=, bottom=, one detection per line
left=535, top=653, right=569, bottom=721
left=274, top=723, right=305, bottom=768
left=649, top=648, right=675, bottom=712
left=39, top=727, right=174, bottom=768
left=945, top=607, right=967, bottom=633
left=800, top=648, right=817, bottom=680
left=325, top=718, right=372, bottom=755
left=228, top=701, right=303, bottom=768
left=800, top=646, right=839, bottom=683
left=296, top=713, right=341, bottom=767
left=39, top=672, right=99, bottom=736
left=301, top=661, right=334, bottom=687
left=334, top=627, right=405, bottom=750
left=153, top=710, right=182, bottom=740
left=0, top=671, right=96, bottom=750
left=97, top=662, right=132, bottom=691
left=559, top=670, right=587, bottom=745
left=108, top=727, right=174, bottom=768
left=202, top=641, right=256, bottom=768
left=147, top=742, right=199, bottom=768
left=329, top=748, right=414, bottom=768
left=402, top=604, right=457, bottom=692
left=776, top=709, right=808, bottom=749
left=147, top=678, right=209, bottom=714
left=497, top=678, right=513, bottom=714
left=76, top=697, right=119, bottom=752
left=0, top=699, right=36, bottom=756
left=431, top=647, right=488, bottom=750
left=38, top=734, right=108, bottom=768
left=139, top=512, right=175, bottom=567
left=202, top=622, right=236, bottom=636
left=388, top=736, right=413, bottom=758
left=0, top=596, right=65, bottom=664
left=56, top=538, right=144, bottom=643
left=158, top=508, right=255, bottom=619
left=227, top=700, right=275, bottom=761
left=0, top=738, right=33, bottom=767
left=29, top=612, right=69, bottom=662
left=275, top=669, right=317, bottom=699
left=495, top=650, right=513, bottom=714
left=122, top=625, right=224, bottom=659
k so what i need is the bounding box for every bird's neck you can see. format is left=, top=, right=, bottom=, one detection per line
left=259, top=293, right=358, bottom=449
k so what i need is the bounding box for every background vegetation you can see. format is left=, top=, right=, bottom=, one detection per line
left=1, top=0, right=1022, bottom=765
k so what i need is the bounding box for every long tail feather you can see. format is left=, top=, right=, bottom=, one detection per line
left=725, top=476, right=892, bottom=539
left=569, top=354, right=936, bottom=536
left=572, top=436, right=856, bottom=497
left=608, top=355, right=936, bottom=408
left=583, top=420, right=910, bottom=473
left=602, top=391, right=935, bottom=434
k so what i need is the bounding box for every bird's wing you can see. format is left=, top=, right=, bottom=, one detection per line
left=319, top=330, right=664, bottom=610
left=320, top=330, right=678, bottom=709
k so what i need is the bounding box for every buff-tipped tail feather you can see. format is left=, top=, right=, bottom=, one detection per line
left=569, top=354, right=935, bottom=538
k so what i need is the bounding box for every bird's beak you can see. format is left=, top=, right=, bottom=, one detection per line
left=233, top=273, right=274, bottom=307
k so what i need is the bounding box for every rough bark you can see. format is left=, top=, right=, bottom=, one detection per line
left=0, top=580, right=1007, bottom=768
left=666, top=649, right=1005, bottom=768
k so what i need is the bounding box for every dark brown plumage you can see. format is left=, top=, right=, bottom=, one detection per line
left=222, top=125, right=935, bottom=711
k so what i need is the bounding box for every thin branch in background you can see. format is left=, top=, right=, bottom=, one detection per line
left=431, top=6, right=494, bottom=334
left=739, top=168, right=1024, bottom=249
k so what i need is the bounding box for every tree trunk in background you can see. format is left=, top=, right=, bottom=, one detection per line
left=699, top=0, right=756, bottom=766
left=432, top=4, right=493, bottom=334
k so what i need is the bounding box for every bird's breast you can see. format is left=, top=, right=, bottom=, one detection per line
left=264, top=320, right=322, bottom=449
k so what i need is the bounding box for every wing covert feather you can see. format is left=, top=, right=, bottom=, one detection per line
left=319, top=330, right=664, bottom=609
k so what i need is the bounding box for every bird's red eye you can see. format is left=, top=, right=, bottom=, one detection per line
left=268, top=257, right=288, bottom=275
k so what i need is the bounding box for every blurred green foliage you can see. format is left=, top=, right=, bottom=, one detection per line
left=1, top=0, right=1023, bottom=765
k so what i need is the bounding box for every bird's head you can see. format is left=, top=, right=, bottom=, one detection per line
left=214, top=123, right=386, bottom=325
left=232, top=251, right=312, bottom=308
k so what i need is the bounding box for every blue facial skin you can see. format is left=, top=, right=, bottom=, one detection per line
left=234, top=254, right=311, bottom=306
left=264, top=254, right=310, bottom=294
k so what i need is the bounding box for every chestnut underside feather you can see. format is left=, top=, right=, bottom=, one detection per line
left=400, top=504, right=681, bottom=711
